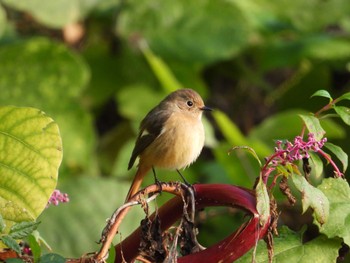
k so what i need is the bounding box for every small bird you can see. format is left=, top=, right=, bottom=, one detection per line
left=125, top=88, right=211, bottom=201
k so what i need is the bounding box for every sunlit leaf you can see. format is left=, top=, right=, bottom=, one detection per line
left=31, top=230, right=52, bottom=251
left=299, top=114, right=326, bottom=140
left=333, top=106, right=350, bottom=126
left=324, top=142, right=348, bottom=173
left=316, top=178, right=350, bottom=245
left=291, top=174, right=329, bottom=225
left=141, top=42, right=182, bottom=93
left=0, top=106, right=62, bottom=228
left=304, top=36, right=350, bottom=60
left=255, top=176, right=270, bottom=226
left=27, top=234, right=42, bottom=262
left=0, top=214, right=5, bottom=233
left=229, top=146, right=262, bottom=167
left=0, top=38, right=93, bottom=172
left=1, top=0, right=104, bottom=28
left=237, top=226, right=341, bottom=262
left=0, top=5, right=6, bottom=38
left=276, top=164, right=291, bottom=177
left=212, top=110, right=247, bottom=146
left=336, top=92, right=350, bottom=102
left=311, top=90, right=332, bottom=100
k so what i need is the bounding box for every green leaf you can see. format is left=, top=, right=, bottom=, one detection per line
left=337, top=92, right=350, bottom=102
left=117, top=0, right=253, bottom=64
left=0, top=5, right=6, bottom=38
left=141, top=43, right=183, bottom=93
left=0, top=38, right=88, bottom=104
left=39, top=253, right=65, bottom=263
left=0, top=214, right=5, bottom=233
left=116, top=84, right=165, bottom=127
left=213, top=110, right=271, bottom=158
left=5, top=259, right=25, bottom=263
left=27, top=234, right=42, bottom=262
left=304, top=36, right=350, bottom=60
left=236, top=226, right=341, bottom=263
left=212, top=110, right=247, bottom=146
left=9, top=221, right=40, bottom=239
left=229, top=146, right=262, bottom=167
left=316, top=178, right=350, bottom=245
left=1, top=0, right=102, bottom=28
left=291, top=174, right=329, bottom=225
left=309, top=152, right=324, bottom=179
left=106, top=244, right=116, bottom=263
left=324, top=142, right=348, bottom=173
left=334, top=105, right=350, bottom=126
left=255, top=176, right=270, bottom=226
left=31, top=230, right=52, bottom=251
left=299, top=114, right=326, bottom=140
left=0, top=106, right=62, bottom=227
left=0, top=235, right=21, bottom=254
left=250, top=110, right=345, bottom=146
left=0, top=38, right=94, bottom=172
left=311, top=90, right=332, bottom=100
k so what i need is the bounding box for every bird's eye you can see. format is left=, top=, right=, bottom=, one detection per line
left=187, top=100, right=193, bottom=107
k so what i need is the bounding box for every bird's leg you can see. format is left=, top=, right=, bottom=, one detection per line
left=176, top=169, right=191, bottom=186
left=152, top=166, right=163, bottom=193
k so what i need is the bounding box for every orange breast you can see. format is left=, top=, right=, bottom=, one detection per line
left=140, top=112, right=205, bottom=170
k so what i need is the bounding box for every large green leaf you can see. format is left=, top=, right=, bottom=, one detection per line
left=316, top=178, right=350, bottom=245
left=291, top=174, right=329, bottom=225
left=0, top=106, right=62, bottom=225
left=237, top=227, right=341, bottom=262
left=0, top=5, right=6, bottom=38
left=0, top=38, right=94, bottom=172
left=141, top=44, right=182, bottom=93
left=260, top=0, right=350, bottom=32
left=1, top=0, right=109, bottom=28
left=117, top=0, right=253, bottom=64
left=0, top=38, right=88, bottom=105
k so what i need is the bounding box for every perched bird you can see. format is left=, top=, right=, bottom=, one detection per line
left=125, top=88, right=211, bottom=201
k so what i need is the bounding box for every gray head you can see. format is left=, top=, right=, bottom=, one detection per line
left=163, top=89, right=211, bottom=117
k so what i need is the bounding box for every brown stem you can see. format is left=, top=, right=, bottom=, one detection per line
left=96, top=182, right=188, bottom=261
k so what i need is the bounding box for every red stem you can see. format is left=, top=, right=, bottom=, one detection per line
left=261, top=150, right=286, bottom=183
left=114, top=184, right=270, bottom=263
left=316, top=149, right=344, bottom=177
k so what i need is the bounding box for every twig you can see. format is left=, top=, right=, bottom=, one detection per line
left=95, top=182, right=193, bottom=262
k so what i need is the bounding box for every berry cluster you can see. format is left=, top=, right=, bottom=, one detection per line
left=47, top=189, right=69, bottom=207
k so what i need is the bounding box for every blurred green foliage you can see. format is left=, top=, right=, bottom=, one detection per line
left=0, top=0, right=350, bottom=259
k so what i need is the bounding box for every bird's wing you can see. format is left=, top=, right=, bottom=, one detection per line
left=128, top=107, right=171, bottom=170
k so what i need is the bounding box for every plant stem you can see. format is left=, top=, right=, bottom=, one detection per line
left=316, top=149, right=344, bottom=178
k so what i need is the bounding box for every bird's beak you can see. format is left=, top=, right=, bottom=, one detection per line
left=200, top=106, right=212, bottom=111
